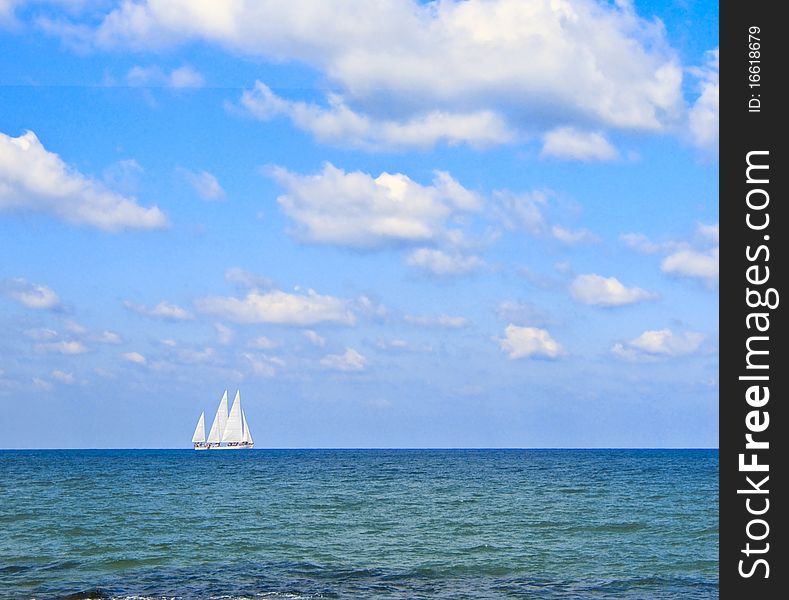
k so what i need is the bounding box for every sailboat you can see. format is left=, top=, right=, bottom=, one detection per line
left=192, top=389, right=254, bottom=450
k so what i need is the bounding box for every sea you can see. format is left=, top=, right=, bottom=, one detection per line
left=0, top=449, right=718, bottom=600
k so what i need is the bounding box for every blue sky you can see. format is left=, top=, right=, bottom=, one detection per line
left=0, top=0, right=718, bottom=448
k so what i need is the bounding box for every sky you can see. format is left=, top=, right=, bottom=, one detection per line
left=0, top=0, right=719, bottom=449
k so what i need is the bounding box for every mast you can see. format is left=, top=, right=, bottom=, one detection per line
left=242, top=410, right=253, bottom=445
left=207, top=389, right=229, bottom=443
left=221, top=390, right=244, bottom=443
left=192, top=412, right=205, bottom=443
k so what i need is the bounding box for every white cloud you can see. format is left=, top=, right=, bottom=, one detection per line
left=126, top=64, right=205, bottom=88
left=0, top=131, right=167, bottom=231
left=622, top=229, right=717, bottom=255
left=495, top=190, right=595, bottom=244
left=302, top=330, right=325, bottom=347
left=620, top=232, right=672, bottom=254
left=499, top=324, right=562, bottom=359
left=697, top=222, right=719, bottom=243
left=103, top=158, right=143, bottom=193
left=495, top=190, right=549, bottom=235
left=124, top=300, right=194, bottom=321
left=94, top=330, right=122, bottom=344
left=51, top=369, right=75, bottom=384
left=610, top=344, right=639, bottom=361
left=405, top=248, right=486, bottom=276
left=224, top=267, right=273, bottom=290
left=31, top=322, right=121, bottom=346
left=248, top=335, right=279, bottom=350
left=240, top=81, right=513, bottom=149
left=196, top=288, right=355, bottom=326
left=320, top=348, right=367, bottom=372
left=214, top=323, right=234, bottom=345
left=661, top=247, right=719, bottom=284
left=25, top=327, right=59, bottom=341
left=123, top=351, right=147, bottom=364
left=26, top=321, right=122, bottom=352
left=0, top=1, right=16, bottom=24
left=272, top=163, right=480, bottom=248
left=404, top=314, right=469, bottom=329
left=630, top=329, right=705, bottom=354
left=0, top=0, right=37, bottom=26
left=354, top=295, right=389, bottom=321
left=79, top=0, right=683, bottom=142
left=375, top=338, right=432, bottom=353
left=36, top=340, right=88, bottom=355
left=550, top=225, right=598, bottom=245
left=377, top=338, right=407, bottom=351
left=496, top=301, right=551, bottom=327
left=176, top=346, right=216, bottom=364
left=687, top=48, right=718, bottom=150
left=32, top=377, right=54, bottom=391
left=179, top=168, right=225, bottom=200
left=612, top=328, right=705, bottom=360
left=1, top=277, right=60, bottom=309
left=621, top=227, right=718, bottom=285
left=64, top=320, right=87, bottom=335
left=570, top=274, right=654, bottom=306
left=168, top=65, right=204, bottom=88
left=243, top=352, right=283, bottom=377
left=541, top=127, right=618, bottom=161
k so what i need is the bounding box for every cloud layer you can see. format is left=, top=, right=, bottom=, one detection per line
left=241, top=82, right=512, bottom=150
left=196, top=288, right=355, bottom=326
left=61, top=0, right=686, bottom=149
left=405, top=248, right=486, bottom=276
left=0, top=131, right=167, bottom=231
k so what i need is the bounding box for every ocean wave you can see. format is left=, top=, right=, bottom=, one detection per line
left=2, top=450, right=718, bottom=600
left=44, top=574, right=718, bottom=600
left=52, top=591, right=314, bottom=600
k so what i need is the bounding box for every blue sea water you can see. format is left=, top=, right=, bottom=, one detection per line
left=0, top=449, right=717, bottom=599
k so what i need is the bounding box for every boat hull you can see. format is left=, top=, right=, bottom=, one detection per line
left=194, top=443, right=253, bottom=451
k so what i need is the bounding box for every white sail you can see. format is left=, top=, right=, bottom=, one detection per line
left=242, top=410, right=253, bottom=445
left=221, top=390, right=244, bottom=443
left=191, top=412, right=205, bottom=443
left=207, top=389, right=229, bottom=443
